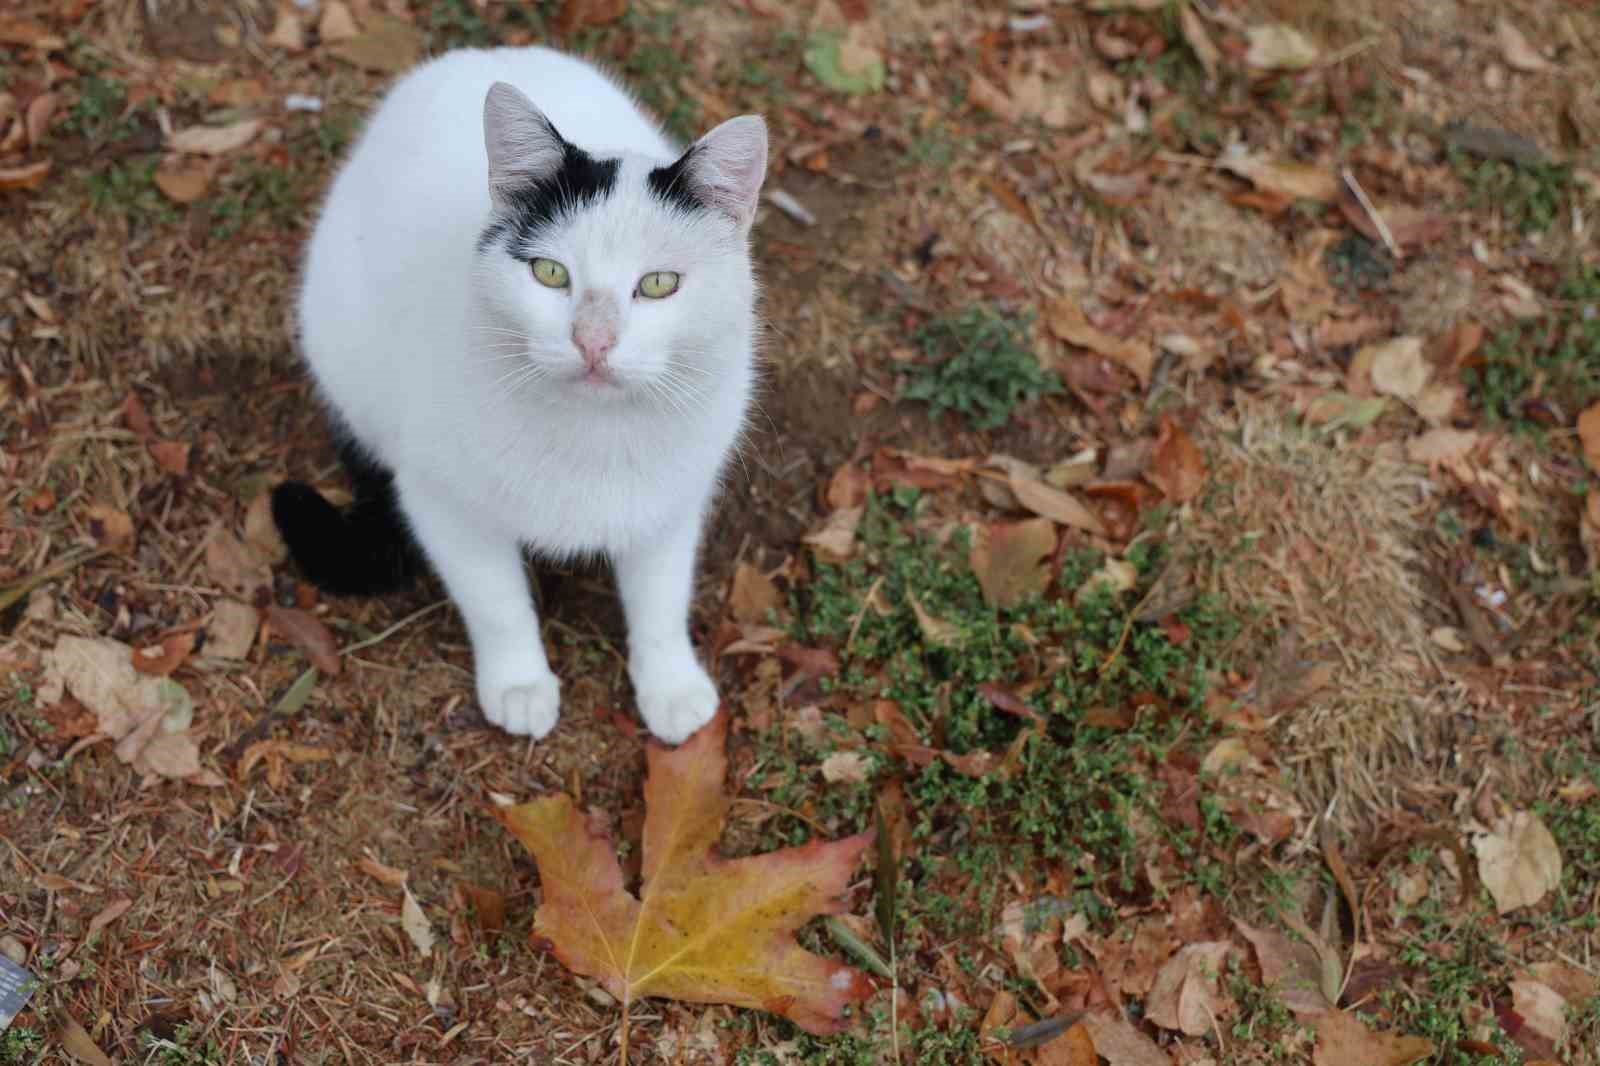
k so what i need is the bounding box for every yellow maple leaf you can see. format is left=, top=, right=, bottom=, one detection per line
left=494, top=711, right=875, bottom=1036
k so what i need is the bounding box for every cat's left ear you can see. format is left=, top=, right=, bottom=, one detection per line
left=679, top=115, right=768, bottom=231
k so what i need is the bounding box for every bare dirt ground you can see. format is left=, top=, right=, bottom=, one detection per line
left=3, top=0, right=1600, bottom=1064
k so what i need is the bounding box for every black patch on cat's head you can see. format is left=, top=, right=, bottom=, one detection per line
left=646, top=146, right=707, bottom=216
left=478, top=140, right=621, bottom=253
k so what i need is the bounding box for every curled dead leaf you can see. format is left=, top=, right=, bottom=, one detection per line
left=153, top=155, right=215, bottom=203
left=1047, top=296, right=1153, bottom=386
left=1474, top=809, right=1562, bottom=914
left=1245, top=24, right=1319, bottom=70
left=1147, top=415, right=1205, bottom=503
left=169, top=119, right=262, bottom=156
left=206, top=600, right=259, bottom=660
left=1496, top=17, right=1552, bottom=73
left=803, top=505, right=862, bottom=562
left=729, top=562, right=781, bottom=624
left=84, top=503, right=135, bottom=548
left=1146, top=941, right=1233, bottom=1035
left=1364, top=336, right=1429, bottom=405
left=264, top=605, right=343, bottom=676
left=0, top=159, right=51, bottom=190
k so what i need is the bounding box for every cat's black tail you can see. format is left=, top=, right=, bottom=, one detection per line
left=271, top=438, right=424, bottom=596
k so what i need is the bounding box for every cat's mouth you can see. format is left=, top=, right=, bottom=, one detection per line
left=574, top=365, right=622, bottom=390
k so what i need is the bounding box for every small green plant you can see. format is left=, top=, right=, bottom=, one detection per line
left=905, top=306, right=1061, bottom=429
left=1386, top=900, right=1522, bottom=1063
left=62, top=74, right=135, bottom=145
left=138, top=1025, right=223, bottom=1065
left=1452, top=150, right=1574, bottom=235
left=86, top=158, right=177, bottom=224
left=0, top=1026, right=44, bottom=1065
left=1323, top=234, right=1393, bottom=295
left=207, top=163, right=306, bottom=239
left=1468, top=264, right=1600, bottom=429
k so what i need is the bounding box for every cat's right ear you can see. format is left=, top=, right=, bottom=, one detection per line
left=483, top=81, right=567, bottom=211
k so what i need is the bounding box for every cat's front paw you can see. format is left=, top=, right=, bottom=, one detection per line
left=633, top=658, right=718, bottom=745
left=477, top=663, right=561, bottom=739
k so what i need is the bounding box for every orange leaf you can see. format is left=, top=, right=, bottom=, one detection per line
left=1578, top=402, right=1600, bottom=473
left=264, top=605, right=342, bottom=675
left=131, top=630, right=196, bottom=677
left=494, top=710, right=874, bottom=1033
left=1036, top=1021, right=1098, bottom=1066
left=1147, top=416, right=1205, bottom=503
left=0, top=159, right=52, bottom=190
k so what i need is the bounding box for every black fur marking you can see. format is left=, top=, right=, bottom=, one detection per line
left=271, top=432, right=424, bottom=597
left=479, top=140, right=621, bottom=252
left=646, top=145, right=706, bottom=216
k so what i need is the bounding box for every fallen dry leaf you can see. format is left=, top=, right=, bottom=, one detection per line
left=908, top=588, right=965, bottom=648
left=25, top=91, right=55, bottom=147
left=148, top=440, right=190, bottom=476
left=1365, top=336, right=1429, bottom=405
left=1474, top=809, right=1562, bottom=914
left=1047, top=296, right=1153, bottom=386
left=1577, top=403, right=1600, bottom=473
left=1509, top=979, right=1568, bottom=1046
left=265, top=3, right=305, bottom=50
left=84, top=503, right=134, bottom=548
left=1220, top=148, right=1339, bottom=202
left=153, top=155, right=215, bottom=203
left=1148, top=416, right=1205, bottom=503
left=0, top=160, right=52, bottom=190
left=0, top=17, right=65, bottom=50
left=38, top=636, right=203, bottom=781
left=803, top=505, right=862, bottom=562
left=206, top=601, right=259, bottom=660
left=168, top=118, right=262, bottom=156
left=131, top=631, right=196, bottom=677
left=401, top=883, right=437, bottom=957
left=558, top=0, right=628, bottom=33
left=1496, top=17, right=1552, bottom=73
left=969, top=518, right=1056, bottom=609
left=998, top=899, right=1063, bottom=1007
left=238, top=740, right=333, bottom=787
left=1407, top=428, right=1478, bottom=466
left=1311, top=1010, right=1432, bottom=1066
left=1236, top=921, right=1334, bottom=1015
left=1008, top=474, right=1107, bottom=536
left=1245, top=24, right=1319, bottom=70
left=1080, top=1011, right=1168, bottom=1066
left=1524, top=961, right=1598, bottom=1006
left=1146, top=941, right=1232, bottom=1035
left=820, top=751, right=871, bottom=784
left=56, top=1014, right=112, bottom=1066
left=1035, top=1021, right=1097, bottom=1066
left=86, top=898, right=132, bottom=940
left=1177, top=3, right=1219, bottom=80
left=318, top=0, right=360, bottom=41
left=494, top=710, right=874, bottom=1033
left=729, top=562, right=781, bottom=624
left=329, top=14, right=423, bottom=73
left=264, top=605, right=342, bottom=676
left=206, top=529, right=272, bottom=602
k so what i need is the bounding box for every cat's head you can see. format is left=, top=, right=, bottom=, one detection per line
left=472, top=81, right=767, bottom=407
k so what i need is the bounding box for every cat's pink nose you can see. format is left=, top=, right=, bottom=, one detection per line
left=572, top=323, right=617, bottom=369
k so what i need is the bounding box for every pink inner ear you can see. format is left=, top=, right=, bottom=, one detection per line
left=691, top=116, right=768, bottom=227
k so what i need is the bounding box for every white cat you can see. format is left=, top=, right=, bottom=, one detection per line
left=272, top=47, right=767, bottom=744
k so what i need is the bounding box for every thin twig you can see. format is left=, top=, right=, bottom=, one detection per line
left=1340, top=166, right=1402, bottom=260
left=0, top=548, right=110, bottom=613
left=339, top=599, right=449, bottom=656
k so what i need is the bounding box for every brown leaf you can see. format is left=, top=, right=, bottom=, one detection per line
left=1036, top=1021, right=1098, bottom=1066
left=1474, top=809, right=1562, bottom=913
left=265, top=3, right=305, bottom=50
left=1524, top=961, right=1598, bottom=1006
left=1046, top=296, right=1153, bottom=386
left=148, top=440, right=190, bottom=476
left=131, top=631, right=196, bottom=677
left=121, top=392, right=155, bottom=436
left=1236, top=921, right=1334, bottom=1015
left=245, top=491, right=289, bottom=564
left=729, top=562, right=781, bottom=624
left=25, top=91, right=56, bottom=147
left=969, top=518, right=1056, bottom=609
left=1311, top=1010, right=1433, bottom=1066
left=84, top=503, right=134, bottom=548
left=977, top=683, right=1043, bottom=725
left=153, top=155, right=215, bottom=203
left=461, top=881, right=507, bottom=932
left=1496, top=17, right=1552, bottom=73
left=1177, top=3, right=1219, bottom=80
left=1509, top=979, right=1568, bottom=1046
left=329, top=14, right=423, bottom=73
left=401, top=883, right=436, bottom=957
left=86, top=898, right=132, bottom=939
left=356, top=856, right=409, bottom=886
left=56, top=1014, right=112, bottom=1066
left=908, top=588, right=964, bottom=648
left=998, top=899, right=1063, bottom=1006
left=1146, top=941, right=1233, bottom=1035
left=1080, top=1011, right=1168, bottom=1066
left=1147, top=416, right=1205, bottom=503
left=803, top=505, right=862, bottom=562
left=206, top=600, right=259, bottom=660
left=205, top=529, right=272, bottom=601
left=38, top=636, right=201, bottom=780
left=825, top=462, right=870, bottom=510
left=1578, top=403, right=1600, bottom=473
left=1220, top=150, right=1339, bottom=202
left=820, top=751, right=871, bottom=784
left=1407, top=428, right=1478, bottom=466
left=168, top=119, right=262, bottom=156
left=317, top=0, right=360, bottom=41
left=494, top=710, right=874, bottom=1033
left=264, top=605, right=342, bottom=675
left=1245, top=24, right=1319, bottom=70
left=1365, top=336, right=1429, bottom=404
left=557, top=0, right=627, bottom=33
left=967, top=71, right=1019, bottom=123
left=1008, top=474, right=1108, bottom=536
left=0, top=18, right=65, bottom=49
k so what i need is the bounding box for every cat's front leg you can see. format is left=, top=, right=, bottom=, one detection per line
left=613, top=518, right=718, bottom=745
left=398, top=480, right=560, bottom=739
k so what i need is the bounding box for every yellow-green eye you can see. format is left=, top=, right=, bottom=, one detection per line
left=637, top=271, right=681, bottom=300
left=531, top=258, right=569, bottom=288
